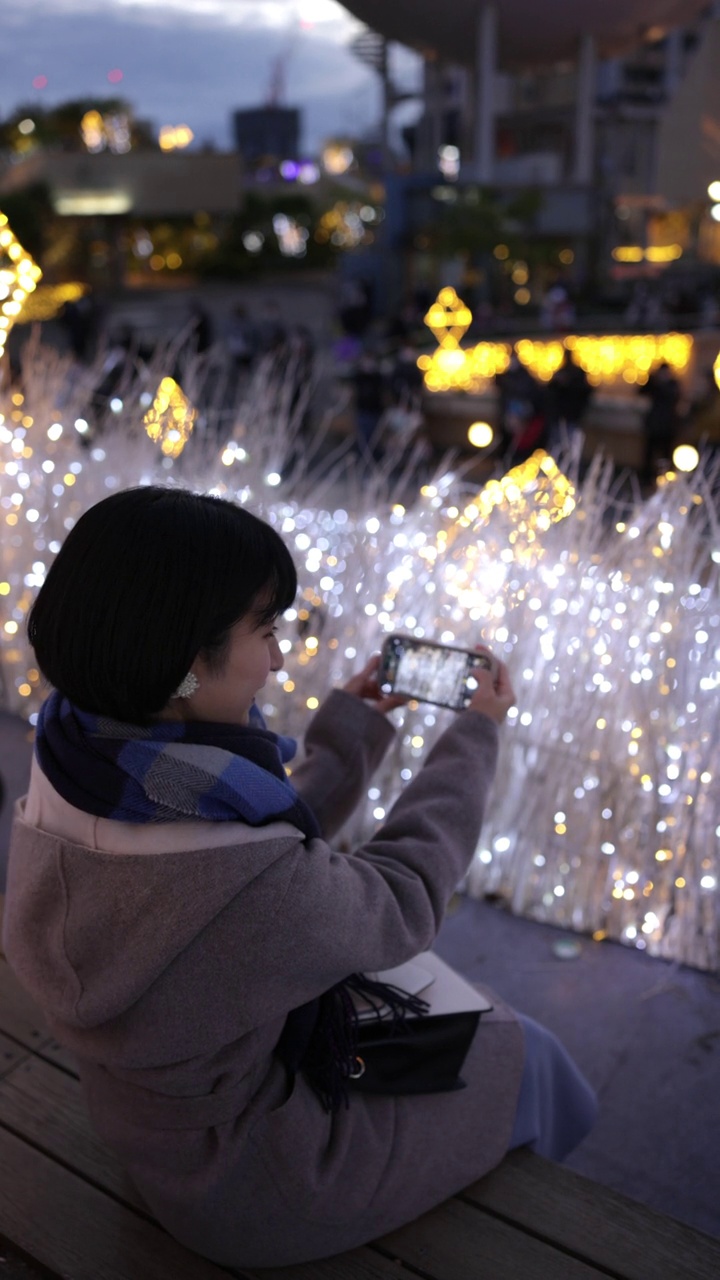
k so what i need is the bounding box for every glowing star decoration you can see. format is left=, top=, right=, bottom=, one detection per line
left=0, top=214, right=42, bottom=356
left=419, top=289, right=511, bottom=393
left=459, top=451, right=576, bottom=534
left=143, top=378, right=197, bottom=457
left=423, top=287, right=473, bottom=348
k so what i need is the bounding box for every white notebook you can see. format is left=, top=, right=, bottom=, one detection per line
left=356, top=951, right=493, bottom=1022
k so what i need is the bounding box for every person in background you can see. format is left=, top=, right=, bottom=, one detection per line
left=188, top=300, right=214, bottom=355
left=351, top=349, right=387, bottom=460
left=495, top=355, right=546, bottom=462
left=225, top=304, right=257, bottom=373
left=547, top=350, right=593, bottom=456
left=639, top=361, right=682, bottom=484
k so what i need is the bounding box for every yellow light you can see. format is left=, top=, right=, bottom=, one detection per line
left=0, top=212, right=42, bottom=354
left=322, top=143, right=354, bottom=175
left=467, top=421, right=493, bottom=449
left=514, top=287, right=531, bottom=305
left=493, top=244, right=509, bottom=259
left=559, top=248, right=574, bottom=265
left=708, top=180, right=720, bottom=201
left=612, top=246, right=644, bottom=262
left=714, top=350, right=720, bottom=392
left=12, top=281, right=86, bottom=323
left=423, top=287, right=473, bottom=348
left=645, top=244, right=682, bottom=263
left=306, top=696, right=319, bottom=710
left=143, top=377, right=197, bottom=457
left=159, top=124, right=195, bottom=151
left=672, top=444, right=699, bottom=472
left=421, top=287, right=693, bottom=394
left=80, top=109, right=105, bottom=152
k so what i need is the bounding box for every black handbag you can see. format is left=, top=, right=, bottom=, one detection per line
left=348, top=1009, right=482, bottom=1095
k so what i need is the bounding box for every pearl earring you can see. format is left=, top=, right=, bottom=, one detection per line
left=172, top=672, right=199, bottom=699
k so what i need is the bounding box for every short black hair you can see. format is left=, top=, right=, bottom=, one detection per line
left=28, top=486, right=297, bottom=722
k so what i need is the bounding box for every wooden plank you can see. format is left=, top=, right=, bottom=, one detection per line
left=0, top=1030, right=30, bottom=1083
left=375, top=1193, right=610, bottom=1280
left=0, top=1122, right=244, bottom=1280
left=0, top=1053, right=144, bottom=1210
left=0, top=1055, right=422, bottom=1280
left=0, top=1239, right=53, bottom=1280
left=464, top=1149, right=720, bottom=1280
left=34, top=1036, right=78, bottom=1075
left=254, top=1251, right=416, bottom=1280
left=0, top=957, right=52, bottom=1052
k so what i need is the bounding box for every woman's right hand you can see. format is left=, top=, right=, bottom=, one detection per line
left=465, top=660, right=515, bottom=724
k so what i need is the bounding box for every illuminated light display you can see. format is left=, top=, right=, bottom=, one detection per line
left=467, top=421, right=493, bottom=449
left=418, top=289, right=694, bottom=392
left=0, top=213, right=42, bottom=356
left=321, top=143, right=354, bottom=175
left=610, top=244, right=686, bottom=263
left=159, top=124, right=194, bottom=151
left=315, top=202, right=378, bottom=249
left=80, top=110, right=105, bottom=152
left=672, top=444, right=700, bottom=473
left=0, top=347, right=718, bottom=970
left=423, top=286, right=473, bottom=347
left=15, top=282, right=87, bottom=324
left=143, top=378, right=197, bottom=457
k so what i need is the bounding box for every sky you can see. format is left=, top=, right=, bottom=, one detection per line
left=0, top=0, right=422, bottom=154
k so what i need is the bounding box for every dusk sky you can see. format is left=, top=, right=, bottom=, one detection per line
left=0, top=0, right=422, bottom=154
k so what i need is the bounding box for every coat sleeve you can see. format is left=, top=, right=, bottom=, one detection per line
left=289, top=690, right=396, bottom=839
left=232, top=708, right=500, bottom=1023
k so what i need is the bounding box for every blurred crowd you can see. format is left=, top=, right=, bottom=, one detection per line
left=4, top=276, right=719, bottom=493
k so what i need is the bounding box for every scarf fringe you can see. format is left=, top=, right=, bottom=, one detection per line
left=300, top=976, right=430, bottom=1113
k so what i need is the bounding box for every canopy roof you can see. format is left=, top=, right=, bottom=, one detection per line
left=342, top=1, right=711, bottom=67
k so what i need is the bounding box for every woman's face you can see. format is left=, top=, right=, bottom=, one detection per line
left=167, top=610, right=284, bottom=725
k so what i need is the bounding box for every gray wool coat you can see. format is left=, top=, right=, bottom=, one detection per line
left=3, top=690, right=524, bottom=1268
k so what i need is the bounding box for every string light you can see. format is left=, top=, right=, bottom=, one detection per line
left=0, top=346, right=718, bottom=971
left=143, top=378, right=197, bottom=457
left=0, top=212, right=42, bottom=356
left=418, top=287, right=694, bottom=392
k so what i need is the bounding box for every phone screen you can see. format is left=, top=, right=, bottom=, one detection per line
left=379, top=635, right=495, bottom=710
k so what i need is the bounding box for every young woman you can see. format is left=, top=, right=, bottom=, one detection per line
left=2, top=486, right=596, bottom=1268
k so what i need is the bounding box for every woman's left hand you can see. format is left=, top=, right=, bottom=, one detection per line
left=342, top=654, right=407, bottom=716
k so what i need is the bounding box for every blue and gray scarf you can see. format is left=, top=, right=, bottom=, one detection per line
left=35, top=690, right=426, bottom=1110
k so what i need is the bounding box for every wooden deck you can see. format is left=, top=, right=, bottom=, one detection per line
left=1, top=914, right=719, bottom=1279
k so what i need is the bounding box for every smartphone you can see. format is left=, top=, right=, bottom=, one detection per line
left=378, top=633, right=497, bottom=711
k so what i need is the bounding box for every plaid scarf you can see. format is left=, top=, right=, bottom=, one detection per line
left=35, top=690, right=427, bottom=1111
left=35, top=691, right=320, bottom=833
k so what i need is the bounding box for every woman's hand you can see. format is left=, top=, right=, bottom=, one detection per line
left=342, top=654, right=407, bottom=716
left=465, top=659, right=515, bottom=724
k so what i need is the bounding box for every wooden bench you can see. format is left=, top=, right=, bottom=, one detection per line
left=1, top=914, right=719, bottom=1280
